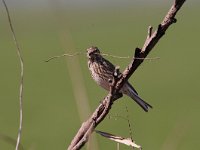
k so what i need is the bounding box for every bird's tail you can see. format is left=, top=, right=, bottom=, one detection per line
left=123, top=83, right=153, bottom=112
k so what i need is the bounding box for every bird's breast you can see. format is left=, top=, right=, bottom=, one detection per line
left=88, top=61, right=110, bottom=91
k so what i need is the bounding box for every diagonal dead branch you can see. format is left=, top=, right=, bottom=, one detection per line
left=2, top=0, right=24, bottom=150
left=67, top=0, right=186, bottom=149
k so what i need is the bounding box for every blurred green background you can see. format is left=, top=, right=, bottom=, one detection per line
left=0, top=0, right=200, bottom=149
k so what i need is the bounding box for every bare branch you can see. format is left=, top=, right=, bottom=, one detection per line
left=2, top=0, right=24, bottom=150
left=67, top=0, right=186, bottom=149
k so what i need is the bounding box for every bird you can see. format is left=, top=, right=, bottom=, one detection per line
left=87, top=46, right=152, bottom=112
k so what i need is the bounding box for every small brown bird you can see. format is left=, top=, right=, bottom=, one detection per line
left=87, top=46, right=152, bottom=112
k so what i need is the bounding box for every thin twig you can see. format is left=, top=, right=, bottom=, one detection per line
left=102, top=53, right=160, bottom=61
left=117, top=143, right=120, bottom=150
left=101, top=53, right=130, bottom=59
left=45, top=52, right=82, bottom=62
left=134, top=57, right=160, bottom=60
left=45, top=51, right=159, bottom=62
left=108, top=114, right=128, bottom=121
left=125, top=106, right=134, bottom=150
left=2, top=1, right=24, bottom=150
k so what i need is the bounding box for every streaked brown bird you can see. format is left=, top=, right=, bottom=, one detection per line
left=87, top=46, right=152, bottom=112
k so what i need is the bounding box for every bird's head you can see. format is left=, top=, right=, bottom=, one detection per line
left=87, top=46, right=100, bottom=59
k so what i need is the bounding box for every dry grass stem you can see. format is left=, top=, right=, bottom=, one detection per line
left=45, top=52, right=82, bottom=62
left=2, top=0, right=24, bottom=150
left=46, top=52, right=159, bottom=62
